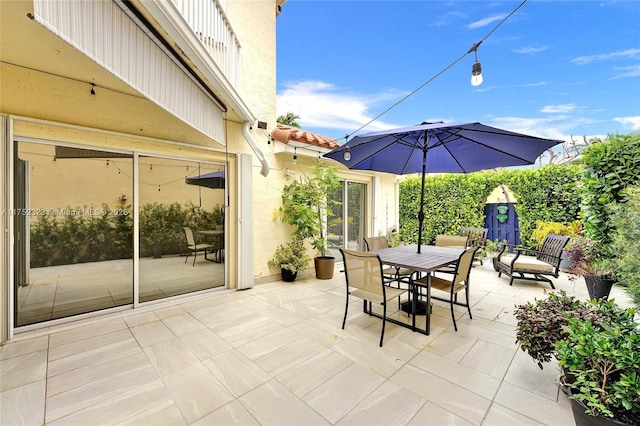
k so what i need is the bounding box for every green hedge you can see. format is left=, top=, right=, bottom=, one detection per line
left=30, top=201, right=223, bottom=267
left=399, top=165, right=583, bottom=248
left=579, top=133, right=640, bottom=258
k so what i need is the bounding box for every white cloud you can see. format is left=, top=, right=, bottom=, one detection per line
left=512, top=45, right=549, bottom=55
left=613, top=115, right=640, bottom=130
left=466, top=14, right=506, bottom=30
left=276, top=80, right=405, bottom=133
left=571, top=48, right=640, bottom=65
left=540, top=104, right=577, bottom=114
left=610, top=64, right=640, bottom=79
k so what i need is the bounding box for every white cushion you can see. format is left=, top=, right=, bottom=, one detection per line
left=500, top=254, right=555, bottom=273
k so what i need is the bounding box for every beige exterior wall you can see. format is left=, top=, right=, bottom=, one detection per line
left=0, top=0, right=402, bottom=339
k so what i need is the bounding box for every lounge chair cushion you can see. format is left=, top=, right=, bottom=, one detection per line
left=500, top=254, right=555, bottom=273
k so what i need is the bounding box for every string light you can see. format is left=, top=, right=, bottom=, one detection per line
left=344, top=146, right=351, bottom=161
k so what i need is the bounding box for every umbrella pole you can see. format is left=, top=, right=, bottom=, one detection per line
left=417, top=146, right=427, bottom=254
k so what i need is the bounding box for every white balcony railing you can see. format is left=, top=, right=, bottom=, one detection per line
left=170, top=0, right=241, bottom=90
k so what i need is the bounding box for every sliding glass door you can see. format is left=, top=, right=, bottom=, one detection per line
left=14, top=142, right=134, bottom=326
left=327, top=180, right=366, bottom=258
left=14, top=141, right=227, bottom=327
left=138, top=156, right=226, bottom=302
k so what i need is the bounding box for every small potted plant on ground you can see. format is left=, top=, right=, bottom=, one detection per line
left=268, top=239, right=311, bottom=282
left=565, top=237, right=616, bottom=300
left=555, top=299, right=640, bottom=426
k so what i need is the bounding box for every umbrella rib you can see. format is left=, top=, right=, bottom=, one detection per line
left=436, top=127, right=540, bottom=165
left=348, top=133, right=423, bottom=171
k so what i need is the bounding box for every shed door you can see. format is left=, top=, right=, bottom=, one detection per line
left=484, top=203, right=520, bottom=246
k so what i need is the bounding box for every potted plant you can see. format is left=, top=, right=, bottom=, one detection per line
left=555, top=299, right=640, bottom=425
left=482, top=238, right=504, bottom=260
left=275, top=160, right=341, bottom=279
left=514, top=291, right=602, bottom=370
left=267, top=239, right=311, bottom=282
left=565, top=237, right=616, bottom=300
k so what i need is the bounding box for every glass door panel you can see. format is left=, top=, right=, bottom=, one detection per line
left=138, top=156, right=225, bottom=302
left=327, top=180, right=366, bottom=258
left=346, top=182, right=365, bottom=250
left=15, top=142, right=134, bottom=326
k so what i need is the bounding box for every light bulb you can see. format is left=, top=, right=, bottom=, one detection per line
left=344, top=146, right=351, bottom=161
left=471, top=61, right=483, bottom=87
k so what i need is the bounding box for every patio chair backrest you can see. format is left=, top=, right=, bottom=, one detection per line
left=363, top=236, right=389, bottom=251
left=435, top=234, right=469, bottom=248
left=340, top=249, right=385, bottom=296
left=460, top=227, right=488, bottom=248
left=183, top=227, right=196, bottom=246
left=454, top=247, right=478, bottom=285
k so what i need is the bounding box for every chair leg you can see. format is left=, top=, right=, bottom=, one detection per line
left=192, top=250, right=197, bottom=266
left=466, top=286, right=473, bottom=320
left=450, top=289, right=457, bottom=332
left=380, top=302, right=387, bottom=347
left=342, top=295, right=349, bottom=329
left=184, top=252, right=190, bottom=264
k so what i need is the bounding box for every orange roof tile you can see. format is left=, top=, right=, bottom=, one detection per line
left=271, top=124, right=341, bottom=150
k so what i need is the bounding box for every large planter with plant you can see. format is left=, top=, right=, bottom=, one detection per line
left=565, top=237, right=616, bottom=300
left=514, top=291, right=603, bottom=370
left=275, top=160, right=341, bottom=280
left=268, top=239, right=311, bottom=282
left=555, top=300, right=640, bottom=426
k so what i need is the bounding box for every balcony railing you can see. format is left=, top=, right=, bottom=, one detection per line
left=170, top=0, right=241, bottom=90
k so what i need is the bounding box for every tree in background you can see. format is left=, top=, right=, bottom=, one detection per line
left=277, top=112, right=301, bottom=128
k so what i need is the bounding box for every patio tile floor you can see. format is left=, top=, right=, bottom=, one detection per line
left=1, top=261, right=634, bottom=425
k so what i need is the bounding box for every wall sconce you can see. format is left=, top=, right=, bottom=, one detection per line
left=90, top=82, right=96, bottom=96
left=292, top=147, right=297, bottom=165
left=119, top=191, right=128, bottom=203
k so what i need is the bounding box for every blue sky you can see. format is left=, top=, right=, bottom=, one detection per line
left=275, top=0, right=640, bottom=145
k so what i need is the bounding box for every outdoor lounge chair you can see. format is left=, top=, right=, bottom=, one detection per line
left=493, top=234, right=569, bottom=289
left=412, top=247, right=478, bottom=332
left=340, top=248, right=408, bottom=347
left=183, top=227, right=212, bottom=266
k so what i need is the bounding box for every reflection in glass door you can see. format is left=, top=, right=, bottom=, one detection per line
left=138, top=156, right=226, bottom=302
left=327, top=180, right=366, bottom=258
left=14, top=142, right=134, bottom=326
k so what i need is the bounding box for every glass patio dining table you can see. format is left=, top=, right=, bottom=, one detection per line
left=374, top=244, right=465, bottom=335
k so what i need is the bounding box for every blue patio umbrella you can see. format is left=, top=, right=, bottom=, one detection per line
left=324, top=122, right=563, bottom=252
left=185, top=170, right=225, bottom=189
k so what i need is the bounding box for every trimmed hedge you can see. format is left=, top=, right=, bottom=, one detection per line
left=399, top=164, right=583, bottom=248
left=30, top=201, right=223, bottom=267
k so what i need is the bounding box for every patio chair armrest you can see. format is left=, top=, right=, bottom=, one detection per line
left=496, top=243, right=517, bottom=260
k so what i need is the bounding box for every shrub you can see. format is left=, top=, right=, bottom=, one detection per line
left=530, top=220, right=582, bottom=246
left=556, top=300, right=640, bottom=423
left=514, top=291, right=603, bottom=369
left=580, top=133, right=640, bottom=259
left=609, top=186, right=640, bottom=307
